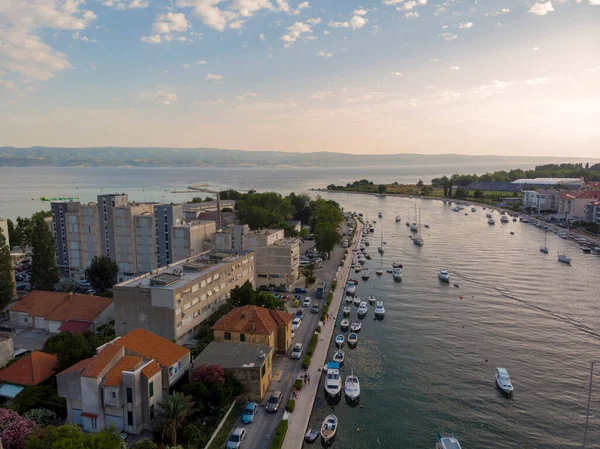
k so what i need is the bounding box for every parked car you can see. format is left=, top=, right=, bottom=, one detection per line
left=226, top=428, right=247, bottom=449
left=310, top=304, right=320, bottom=314
left=291, top=343, right=303, bottom=359
left=302, top=297, right=312, bottom=307
left=0, top=325, right=13, bottom=333
left=295, top=309, right=305, bottom=319
left=294, top=287, right=307, bottom=294
left=13, top=349, right=31, bottom=358
left=292, top=317, right=302, bottom=333
left=273, top=285, right=288, bottom=293
left=241, top=402, right=258, bottom=424
left=266, top=391, right=283, bottom=412
left=258, top=285, right=271, bottom=292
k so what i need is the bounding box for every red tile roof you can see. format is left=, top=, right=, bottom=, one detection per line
left=211, top=305, right=293, bottom=335
left=11, top=291, right=112, bottom=322
left=0, top=351, right=58, bottom=386
left=57, top=320, right=92, bottom=333
left=82, top=344, right=122, bottom=378
left=103, top=356, right=143, bottom=387
left=141, top=361, right=161, bottom=379
left=113, top=328, right=190, bottom=367
left=561, top=191, right=600, bottom=201
left=58, top=357, right=93, bottom=376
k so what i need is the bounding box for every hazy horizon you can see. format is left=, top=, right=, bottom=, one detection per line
left=1, top=0, right=599, bottom=156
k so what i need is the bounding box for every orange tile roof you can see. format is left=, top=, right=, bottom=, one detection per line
left=82, top=344, right=122, bottom=378
left=103, top=356, right=143, bottom=387
left=0, top=351, right=58, bottom=386
left=113, top=328, right=190, bottom=367
left=58, top=357, right=93, bottom=376
left=211, top=305, right=292, bottom=335
left=11, top=291, right=112, bottom=322
left=141, top=361, right=161, bottom=379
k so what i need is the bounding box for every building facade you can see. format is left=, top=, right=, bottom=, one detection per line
left=97, top=194, right=129, bottom=260
left=171, top=220, right=216, bottom=263
left=113, top=250, right=255, bottom=344
left=0, top=219, right=16, bottom=299
left=558, top=191, right=600, bottom=218
left=51, top=201, right=81, bottom=274
left=154, top=204, right=184, bottom=267
left=522, top=190, right=560, bottom=213
left=584, top=200, right=600, bottom=224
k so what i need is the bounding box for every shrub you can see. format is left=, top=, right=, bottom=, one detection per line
left=315, top=325, right=321, bottom=334
left=269, top=420, right=289, bottom=449
left=331, top=280, right=337, bottom=291
left=285, top=399, right=296, bottom=413
left=326, top=292, right=333, bottom=305
left=130, top=438, right=158, bottom=449
left=294, top=379, right=303, bottom=391
left=183, top=423, right=203, bottom=447
left=1, top=418, right=36, bottom=449
left=302, top=356, right=311, bottom=369
left=23, top=408, right=57, bottom=427
left=189, top=365, right=225, bottom=384
left=306, top=334, right=318, bottom=356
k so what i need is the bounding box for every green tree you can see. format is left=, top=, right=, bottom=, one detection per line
left=10, top=385, right=66, bottom=416
left=227, top=281, right=285, bottom=310
left=236, top=192, right=294, bottom=230
left=454, top=187, right=467, bottom=198
left=158, top=393, right=194, bottom=447
left=287, top=193, right=313, bottom=224
left=0, top=229, right=15, bottom=309
left=416, top=179, right=424, bottom=187
left=85, top=256, right=118, bottom=293
left=129, top=438, right=157, bottom=449
left=26, top=424, right=122, bottom=449
left=378, top=184, right=387, bottom=193
left=301, top=264, right=316, bottom=288
left=30, top=215, right=59, bottom=291
left=219, top=189, right=244, bottom=201
left=183, top=369, right=241, bottom=420
left=421, top=186, right=433, bottom=195
left=42, top=332, right=93, bottom=371
left=313, top=222, right=341, bottom=255
left=56, top=279, right=79, bottom=293
left=473, top=189, right=485, bottom=199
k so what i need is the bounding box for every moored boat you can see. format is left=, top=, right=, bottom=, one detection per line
left=340, top=319, right=350, bottom=331
left=320, top=414, right=338, bottom=444
left=368, top=295, right=376, bottom=305
left=357, top=303, right=368, bottom=316
left=495, top=367, right=514, bottom=394
left=344, top=372, right=360, bottom=400
left=305, top=428, right=319, bottom=444
left=438, top=269, right=450, bottom=282
left=488, top=218, right=495, bottom=225
left=435, top=433, right=462, bottom=449
left=343, top=306, right=351, bottom=315
left=335, top=334, right=345, bottom=347
left=333, top=351, right=345, bottom=365
left=353, top=296, right=361, bottom=306
left=361, top=269, right=370, bottom=280
left=324, top=367, right=342, bottom=397
left=376, top=268, right=383, bottom=276
left=346, top=281, right=356, bottom=296
left=374, top=300, right=385, bottom=317
left=350, top=320, right=362, bottom=332
left=393, top=267, right=403, bottom=281
left=347, top=332, right=358, bottom=346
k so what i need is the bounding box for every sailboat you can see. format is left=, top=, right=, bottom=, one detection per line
left=413, top=209, right=424, bottom=246
left=378, top=227, right=384, bottom=254
left=410, top=203, right=418, bottom=233
left=540, top=230, right=549, bottom=254
left=558, top=217, right=572, bottom=264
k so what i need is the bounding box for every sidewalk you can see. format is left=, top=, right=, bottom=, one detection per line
left=281, top=221, right=362, bottom=449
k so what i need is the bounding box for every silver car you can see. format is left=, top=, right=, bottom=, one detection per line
left=266, top=390, right=283, bottom=413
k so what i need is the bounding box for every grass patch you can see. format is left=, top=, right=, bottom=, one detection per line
left=270, top=419, right=289, bottom=449
left=206, top=402, right=243, bottom=449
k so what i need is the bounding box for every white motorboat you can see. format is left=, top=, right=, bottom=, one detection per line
left=486, top=213, right=492, bottom=218
left=340, top=319, right=350, bottom=330
left=451, top=207, right=460, bottom=212
left=344, top=372, right=360, bottom=400
left=374, top=300, right=385, bottom=317
left=333, top=351, right=345, bottom=365
left=324, top=368, right=342, bottom=396
left=488, top=218, right=495, bottom=225
left=376, top=268, right=383, bottom=276
left=354, top=264, right=362, bottom=272
left=359, top=243, right=365, bottom=251
left=342, top=306, right=351, bottom=315
left=501, top=214, right=509, bottom=223
left=353, top=296, right=361, bottom=306
left=320, top=414, right=338, bottom=443
left=540, top=231, right=549, bottom=254
left=368, top=295, right=376, bottom=305
left=393, top=267, right=403, bottom=281
left=347, top=332, right=358, bottom=345
left=558, top=253, right=571, bottom=264
left=361, top=269, right=370, bottom=280
left=345, top=296, right=353, bottom=304
left=358, top=257, right=366, bottom=265
left=438, top=269, right=450, bottom=282
left=357, top=304, right=368, bottom=316
left=495, top=367, right=514, bottom=394
left=392, top=262, right=403, bottom=269
left=471, top=207, right=476, bottom=212
left=436, top=433, right=462, bottom=449
left=350, top=320, right=362, bottom=332
left=410, top=223, right=418, bottom=232
left=346, top=281, right=356, bottom=296
left=335, top=334, right=345, bottom=347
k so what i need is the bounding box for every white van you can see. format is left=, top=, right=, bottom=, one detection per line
left=343, top=240, right=349, bottom=248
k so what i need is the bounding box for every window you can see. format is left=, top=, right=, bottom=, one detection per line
left=261, top=364, right=266, bottom=378
left=111, top=391, right=117, bottom=399
left=127, top=411, right=133, bottom=426
left=149, top=381, right=154, bottom=398
left=127, top=387, right=133, bottom=403
left=150, top=405, right=155, bottom=420
left=240, top=333, right=246, bottom=342
left=225, top=332, right=232, bottom=340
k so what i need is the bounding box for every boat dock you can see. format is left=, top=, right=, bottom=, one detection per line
left=281, top=220, right=363, bottom=449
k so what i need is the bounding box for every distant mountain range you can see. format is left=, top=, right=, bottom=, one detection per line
left=0, top=147, right=597, bottom=168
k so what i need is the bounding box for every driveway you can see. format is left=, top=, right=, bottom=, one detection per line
left=12, top=328, right=52, bottom=351
left=241, top=227, right=348, bottom=449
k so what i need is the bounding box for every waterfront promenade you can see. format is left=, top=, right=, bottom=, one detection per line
left=281, top=220, right=363, bottom=449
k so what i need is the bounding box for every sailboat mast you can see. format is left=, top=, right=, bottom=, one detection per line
left=583, top=361, right=594, bottom=449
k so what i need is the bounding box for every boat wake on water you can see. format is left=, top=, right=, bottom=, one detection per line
left=452, top=270, right=600, bottom=340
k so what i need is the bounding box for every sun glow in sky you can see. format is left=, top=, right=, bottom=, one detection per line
left=1, top=0, right=599, bottom=156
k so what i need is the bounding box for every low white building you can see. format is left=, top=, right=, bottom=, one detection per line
left=522, top=189, right=559, bottom=212
left=171, top=220, right=216, bottom=262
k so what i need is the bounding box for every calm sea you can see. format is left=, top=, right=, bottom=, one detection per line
left=1, top=161, right=534, bottom=219
left=308, top=193, right=600, bottom=449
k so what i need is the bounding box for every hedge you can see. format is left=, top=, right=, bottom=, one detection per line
left=285, top=399, right=296, bottom=413
left=332, top=280, right=338, bottom=291
left=269, top=419, right=289, bottom=449
left=294, top=379, right=303, bottom=391
left=315, top=325, right=321, bottom=334
left=302, top=356, right=311, bottom=369
left=306, top=334, right=318, bottom=356
left=326, top=292, right=333, bottom=305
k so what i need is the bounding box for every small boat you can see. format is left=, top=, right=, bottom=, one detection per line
left=346, top=281, right=356, bottom=296
left=361, top=269, right=370, bottom=280
left=582, top=246, right=591, bottom=253
left=320, top=414, right=338, bottom=444
left=305, top=428, right=319, bottom=443
left=438, top=269, right=450, bottom=282
left=436, top=433, right=463, bottom=449
left=368, top=295, right=376, bottom=305
left=501, top=214, right=509, bottom=223
left=340, top=319, right=350, bottom=331
left=495, top=367, right=514, bottom=394
left=375, top=300, right=385, bottom=317
left=350, top=320, right=362, bottom=332
left=471, top=207, right=476, bottom=212
left=410, top=223, right=418, bottom=232
left=405, top=221, right=410, bottom=226
left=512, top=217, right=517, bottom=222
left=343, top=306, right=351, bottom=315
left=424, top=224, right=430, bottom=228
left=510, top=231, right=515, bottom=235
left=345, top=296, right=353, bottom=304
left=386, top=269, right=393, bottom=273
left=451, top=207, right=460, bottom=212
left=353, top=296, right=361, bottom=306
left=376, top=268, right=383, bottom=276
left=378, top=212, right=383, bottom=218
left=393, top=267, right=403, bottom=281
left=335, top=334, right=345, bottom=347
left=558, top=253, right=571, bottom=264
left=324, top=366, right=342, bottom=397
left=333, top=351, right=345, bottom=365
left=347, top=332, right=358, bottom=345
left=364, top=240, right=370, bottom=247
left=395, top=215, right=401, bottom=222
left=344, top=372, right=360, bottom=400
left=357, top=304, right=368, bottom=316
left=392, top=262, right=403, bottom=268
left=486, top=213, right=492, bottom=218
left=488, top=218, right=495, bottom=225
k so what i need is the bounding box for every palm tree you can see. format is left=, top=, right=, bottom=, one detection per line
left=301, top=263, right=315, bottom=288
left=158, top=392, right=194, bottom=447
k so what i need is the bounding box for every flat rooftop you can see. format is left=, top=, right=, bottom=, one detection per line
left=117, top=249, right=253, bottom=290
left=193, top=341, right=272, bottom=369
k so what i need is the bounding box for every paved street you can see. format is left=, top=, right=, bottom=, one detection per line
left=241, top=234, right=348, bottom=449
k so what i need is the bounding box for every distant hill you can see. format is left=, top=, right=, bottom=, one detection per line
left=0, top=147, right=597, bottom=168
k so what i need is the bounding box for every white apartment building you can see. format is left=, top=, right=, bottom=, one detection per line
left=171, top=220, right=216, bottom=262
left=113, top=250, right=255, bottom=344
left=522, top=190, right=559, bottom=213
left=114, top=204, right=155, bottom=280
left=65, top=204, right=102, bottom=279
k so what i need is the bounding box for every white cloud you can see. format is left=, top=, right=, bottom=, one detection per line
left=324, top=30, right=330, bottom=34
left=317, top=51, right=333, bottom=57
left=439, top=33, right=458, bottom=40
left=346, top=94, right=375, bottom=103
left=581, top=67, right=600, bottom=74
left=372, top=25, right=381, bottom=31
left=176, top=0, right=279, bottom=31
left=328, top=9, right=369, bottom=29
left=206, top=73, right=223, bottom=81
left=525, top=77, right=551, bottom=85
left=236, top=92, right=258, bottom=100
left=102, top=0, right=149, bottom=9
left=589, top=0, right=600, bottom=4
left=196, top=60, right=207, bottom=64
left=110, top=97, right=122, bottom=103
left=141, top=89, right=178, bottom=105
left=532, top=47, right=540, bottom=51
left=391, top=71, right=403, bottom=76
left=354, top=8, right=368, bottom=15
left=396, top=0, right=427, bottom=11
left=142, top=12, right=191, bottom=44
left=528, top=1, right=554, bottom=15
left=485, top=8, right=510, bottom=15
left=259, top=33, right=266, bottom=40
left=181, top=63, right=191, bottom=69
left=204, top=99, right=225, bottom=105
left=449, top=66, right=461, bottom=70
left=404, top=11, right=419, bottom=17
left=309, top=91, right=332, bottom=99
left=275, top=0, right=290, bottom=12
left=281, top=19, right=320, bottom=47
left=0, top=0, right=97, bottom=83
left=458, top=22, right=473, bottom=28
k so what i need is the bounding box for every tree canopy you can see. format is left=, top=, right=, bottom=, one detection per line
left=30, top=215, right=59, bottom=291
left=85, top=256, right=118, bottom=292
left=227, top=281, right=285, bottom=310
left=236, top=192, right=294, bottom=230
left=26, top=424, right=122, bottom=449
left=0, top=229, right=15, bottom=309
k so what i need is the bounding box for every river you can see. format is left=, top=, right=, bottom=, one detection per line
left=307, top=192, right=600, bottom=449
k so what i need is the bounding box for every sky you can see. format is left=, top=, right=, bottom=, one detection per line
left=0, top=0, right=599, bottom=156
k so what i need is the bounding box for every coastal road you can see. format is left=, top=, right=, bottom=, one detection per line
left=241, top=229, right=348, bottom=449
